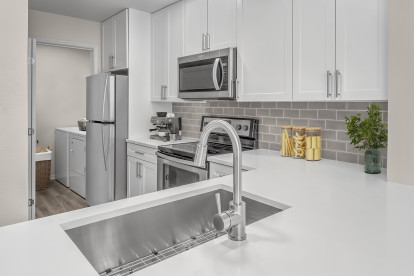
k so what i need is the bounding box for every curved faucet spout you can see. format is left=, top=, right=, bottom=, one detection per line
left=194, top=120, right=246, bottom=241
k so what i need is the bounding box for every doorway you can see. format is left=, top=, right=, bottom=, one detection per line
left=28, top=38, right=98, bottom=219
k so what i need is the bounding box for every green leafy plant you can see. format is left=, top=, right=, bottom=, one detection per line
left=344, top=103, right=388, bottom=150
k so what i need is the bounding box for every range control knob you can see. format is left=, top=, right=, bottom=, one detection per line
left=243, top=125, right=249, bottom=131
left=237, top=124, right=242, bottom=130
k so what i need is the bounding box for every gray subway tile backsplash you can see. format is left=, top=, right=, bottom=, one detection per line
left=172, top=101, right=388, bottom=168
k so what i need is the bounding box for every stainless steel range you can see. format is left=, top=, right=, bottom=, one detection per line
left=156, top=116, right=258, bottom=190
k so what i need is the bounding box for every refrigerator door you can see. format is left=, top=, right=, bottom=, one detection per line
left=86, top=121, right=115, bottom=206
left=87, top=74, right=115, bottom=123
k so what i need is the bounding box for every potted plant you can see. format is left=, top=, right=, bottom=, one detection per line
left=345, top=103, right=388, bottom=174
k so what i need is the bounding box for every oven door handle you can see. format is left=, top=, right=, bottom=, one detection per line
left=156, top=151, right=207, bottom=169
left=212, top=58, right=223, bottom=91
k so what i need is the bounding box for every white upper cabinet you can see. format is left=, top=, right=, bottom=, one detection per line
left=183, top=0, right=236, bottom=55
left=184, top=0, right=208, bottom=55
left=152, top=8, right=169, bottom=101
left=293, top=0, right=387, bottom=101
left=335, top=0, right=387, bottom=101
left=293, top=0, right=336, bottom=101
left=207, top=0, right=237, bottom=51
left=152, top=1, right=184, bottom=102
left=237, top=0, right=293, bottom=102
left=102, top=9, right=129, bottom=72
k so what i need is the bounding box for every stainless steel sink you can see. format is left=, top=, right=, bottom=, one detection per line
left=65, top=189, right=283, bottom=275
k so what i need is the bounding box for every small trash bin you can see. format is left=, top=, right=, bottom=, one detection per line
left=35, top=146, right=52, bottom=190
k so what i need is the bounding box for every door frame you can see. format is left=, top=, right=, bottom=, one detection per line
left=27, top=37, right=98, bottom=219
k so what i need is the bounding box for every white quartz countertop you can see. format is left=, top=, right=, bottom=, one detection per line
left=1, top=149, right=414, bottom=276
left=56, top=126, right=86, bottom=136
left=126, top=136, right=198, bottom=149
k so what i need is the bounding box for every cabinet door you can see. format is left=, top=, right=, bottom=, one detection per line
left=113, top=9, right=129, bottom=71
left=293, top=0, right=336, bottom=101
left=55, top=130, right=69, bottom=187
left=127, top=157, right=157, bottom=197
left=102, top=17, right=114, bottom=73
left=184, top=0, right=208, bottom=55
left=207, top=0, right=237, bottom=51
left=152, top=8, right=169, bottom=101
left=141, top=160, right=157, bottom=195
left=127, top=156, right=141, bottom=197
left=69, top=138, right=86, bottom=198
left=335, top=0, right=387, bottom=101
left=167, top=1, right=185, bottom=101
left=237, top=0, right=293, bottom=101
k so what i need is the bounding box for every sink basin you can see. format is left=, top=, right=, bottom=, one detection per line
left=65, top=189, right=283, bottom=275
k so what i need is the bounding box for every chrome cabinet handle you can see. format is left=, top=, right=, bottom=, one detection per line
left=335, top=70, right=342, bottom=98
left=160, top=85, right=167, bottom=100
left=134, top=150, right=145, bottom=155
left=327, top=70, right=333, bottom=98
left=207, top=33, right=211, bottom=51
left=136, top=162, right=139, bottom=178
left=136, top=162, right=142, bottom=178
left=202, top=33, right=206, bottom=52
left=163, top=85, right=167, bottom=100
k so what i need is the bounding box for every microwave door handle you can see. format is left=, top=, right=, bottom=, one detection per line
left=212, top=58, right=223, bottom=90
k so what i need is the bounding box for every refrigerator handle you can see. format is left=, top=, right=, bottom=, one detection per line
left=101, top=75, right=108, bottom=122
left=101, top=124, right=107, bottom=171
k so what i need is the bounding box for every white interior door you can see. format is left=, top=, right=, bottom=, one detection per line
left=28, top=38, right=36, bottom=220
left=293, top=0, right=336, bottom=101
left=335, top=0, right=388, bottom=101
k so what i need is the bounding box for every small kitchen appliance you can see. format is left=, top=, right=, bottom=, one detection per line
left=150, top=116, right=182, bottom=142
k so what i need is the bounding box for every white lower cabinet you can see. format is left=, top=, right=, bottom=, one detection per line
left=127, top=156, right=157, bottom=197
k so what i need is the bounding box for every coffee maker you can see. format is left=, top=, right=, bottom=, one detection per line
left=150, top=116, right=182, bottom=142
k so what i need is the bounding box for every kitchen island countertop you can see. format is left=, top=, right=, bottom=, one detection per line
left=1, top=149, right=413, bottom=276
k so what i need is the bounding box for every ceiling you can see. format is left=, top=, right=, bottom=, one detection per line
left=29, top=0, right=180, bottom=22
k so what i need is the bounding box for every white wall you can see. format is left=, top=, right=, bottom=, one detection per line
left=128, top=9, right=172, bottom=139
left=387, top=0, right=414, bottom=185
left=29, top=10, right=102, bottom=72
left=35, top=46, right=91, bottom=177
left=0, top=0, right=29, bottom=226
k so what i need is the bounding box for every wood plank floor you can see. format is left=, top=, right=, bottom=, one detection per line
left=35, top=180, right=89, bottom=219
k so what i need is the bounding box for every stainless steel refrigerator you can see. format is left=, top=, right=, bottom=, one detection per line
left=86, top=73, right=128, bottom=206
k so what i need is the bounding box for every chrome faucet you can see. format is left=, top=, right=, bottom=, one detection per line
left=194, top=120, right=246, bottom=241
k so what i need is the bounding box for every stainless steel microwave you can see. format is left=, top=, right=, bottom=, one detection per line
left=178, top=47, right=237, bottom=100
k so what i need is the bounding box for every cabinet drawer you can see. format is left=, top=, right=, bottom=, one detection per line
left=127, top=143, right=157, bottom=164
left=209, top=162, right=247, bottom=179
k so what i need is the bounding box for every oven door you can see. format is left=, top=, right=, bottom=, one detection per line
left=178, top=48, right=236, bottom=100
left=157, top=153, right=208, bottom=191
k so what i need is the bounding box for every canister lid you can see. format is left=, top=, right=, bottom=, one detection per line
left=306, top=127, right=322, bottom=131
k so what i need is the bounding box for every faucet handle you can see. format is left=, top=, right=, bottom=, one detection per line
left=215, top=193, right=221, bottom=214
